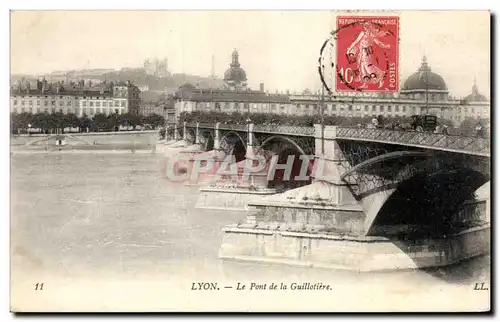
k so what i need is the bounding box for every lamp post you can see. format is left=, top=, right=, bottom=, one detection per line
left=318, top=86, right=325, bottom=155
left=425, top=70, right=429, bottom=115
left=246, top=117, right=251, bottom=133
left=28, top=123, right=32, bottom=136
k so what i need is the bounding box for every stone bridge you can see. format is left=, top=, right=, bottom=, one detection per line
left=164, top=121, right=490, bottom=270
left=166, top=122, right=490, bottom=235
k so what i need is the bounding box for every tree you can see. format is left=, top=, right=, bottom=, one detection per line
left=140, top=115, right=148, bottom=128
left=118, top=113, right=131, bottom=128
left=107, top=113, right=119, bottom=131
left=92, top=113, right=108, bottom=132
left=10, top=113, right=20, bottom=134
left=66, top=113, right=81, bottom=131
left=146, top=114, right=165, bottom=129
left=118, top=112, right=141, bottom=130
left=51, top=112, right=67, bottom=133
left=80, top=115, right=93, bottom=133
left=16, top=112, right=32, bottom=130
left=31, top=113, right=46, bottom=133
left=129, top=113, right=141, bottom=130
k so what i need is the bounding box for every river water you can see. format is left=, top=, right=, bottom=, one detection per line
left=10, top=150, right=491, bottom=312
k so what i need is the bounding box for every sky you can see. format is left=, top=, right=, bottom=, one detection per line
left=10, top=10, right=490, bottom=98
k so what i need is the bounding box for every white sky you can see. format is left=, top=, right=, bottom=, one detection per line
left=10, top=10, right=490, bottom=97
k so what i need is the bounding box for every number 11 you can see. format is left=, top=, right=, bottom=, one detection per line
left=34, top=283, right=44, bottom=290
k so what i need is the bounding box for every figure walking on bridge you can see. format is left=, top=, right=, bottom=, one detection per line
left=476, top=122, right=485, bottom=138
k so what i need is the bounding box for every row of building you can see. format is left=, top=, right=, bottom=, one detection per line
left=10, top=78, right=141, bottom=117
left=9, top=77, right=177, bottom=123
left=10, top=50, right=490, bottom=127
left=173, top=50, right=490, bottom=125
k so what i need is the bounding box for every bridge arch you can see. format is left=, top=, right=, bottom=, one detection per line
left=220, top=131, right=247, bottom=149
left=199, top=130, right=214, bottom=151
left=341, top=151, right=490, bottom=236
left=186, top=128, right=196, bottom=145
left=256, top=135, right=313, bottom=190
left=220, top=131, right=247, bottom=163
left=369, top=168, right=489, bottom=237
left=340, top=151, right=432, bottom=182
left=256, top=135, right=308, bottom=157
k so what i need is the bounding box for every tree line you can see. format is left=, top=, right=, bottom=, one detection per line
left=11, top=112, right=165, bottom=134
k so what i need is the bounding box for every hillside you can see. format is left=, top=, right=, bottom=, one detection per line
left=11, top=68, right=225, bottom=93
left=99, top=69, right=224, bottom=91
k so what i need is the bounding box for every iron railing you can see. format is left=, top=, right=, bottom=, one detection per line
left=253, top=125, right=315, bottom=136
left=218, top=124, right=247, bottom=131
left=198, top=123, right=214, bottom=129
left=336, top=127, right=490, bottom=156
left=172, top=122, right=490, bottom=156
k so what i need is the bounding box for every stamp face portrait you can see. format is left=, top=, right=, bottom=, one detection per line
left=335, top=16, right=399, bottom=92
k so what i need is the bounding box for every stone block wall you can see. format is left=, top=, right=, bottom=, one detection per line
left=247, top=205, right=366, bottom=235
left=219, top=225, right=490, bottom=271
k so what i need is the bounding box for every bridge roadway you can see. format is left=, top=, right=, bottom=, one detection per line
left=174, top=122, right=490, bottom=157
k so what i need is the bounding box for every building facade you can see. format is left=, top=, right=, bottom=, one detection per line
left=143, top=58, right=170, bottom=78
left=174, top=87, right=290, bottom=121
left=173, top=53, right=490, bottom=126
left=10, top=78, right=141, bottom=117
left=138, top=103, right=175, bottom=122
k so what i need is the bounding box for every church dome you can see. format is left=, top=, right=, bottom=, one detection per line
left=402, top=56, right=447, bottom=91
left=224, top=67, right=247, bottom=83
left=464, top=78, right=488, bottom=102
left=179, top=83, right=196, bottom=91
left=464, top=93, right=488, bottom=102
left=223, top=49, right=247, bottom=85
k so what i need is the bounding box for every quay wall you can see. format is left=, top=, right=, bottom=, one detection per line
left=220, top=225, right=490, bottom=271
left=11, top=131, right=159, bottom=147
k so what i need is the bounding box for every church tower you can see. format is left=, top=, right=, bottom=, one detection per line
left=223, top=49, right=248, bottom=90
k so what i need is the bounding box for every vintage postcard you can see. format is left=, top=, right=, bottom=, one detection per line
left=10, top=10, right=491, bottom=312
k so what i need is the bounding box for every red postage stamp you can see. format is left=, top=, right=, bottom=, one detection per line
left=335, top=16, right=399, bottom=92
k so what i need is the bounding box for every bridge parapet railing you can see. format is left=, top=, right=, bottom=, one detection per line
left=253, top=125, right=315, bottom=136
left=198, top=123, right=214, bottom=129
left=336, top=126, right=490, bottom=156
left=183, top=122, right=217, bottom=129
left=218, top=124, right=247, bottom=131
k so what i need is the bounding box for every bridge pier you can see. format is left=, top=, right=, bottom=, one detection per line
left=183, top=121, right=188, bottom=143
left=192, top=122, right=204, bottom=151
left=213, top=122, right=221, bottom=151
left=174, top=123, right=178, bottom=141
left=195, top=122, right=278, bottom=210
left=164, top=121, right=197, bottom=150
left=195, top=151, right=279, bottom=211
left=163, top=123, right=189, bottom=149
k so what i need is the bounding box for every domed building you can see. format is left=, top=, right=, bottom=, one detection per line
left=401, top=56, right=449, bottom=102
left=223, top=49, right=247, bottom=90
left=464, top=77, right=488, bottom=102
